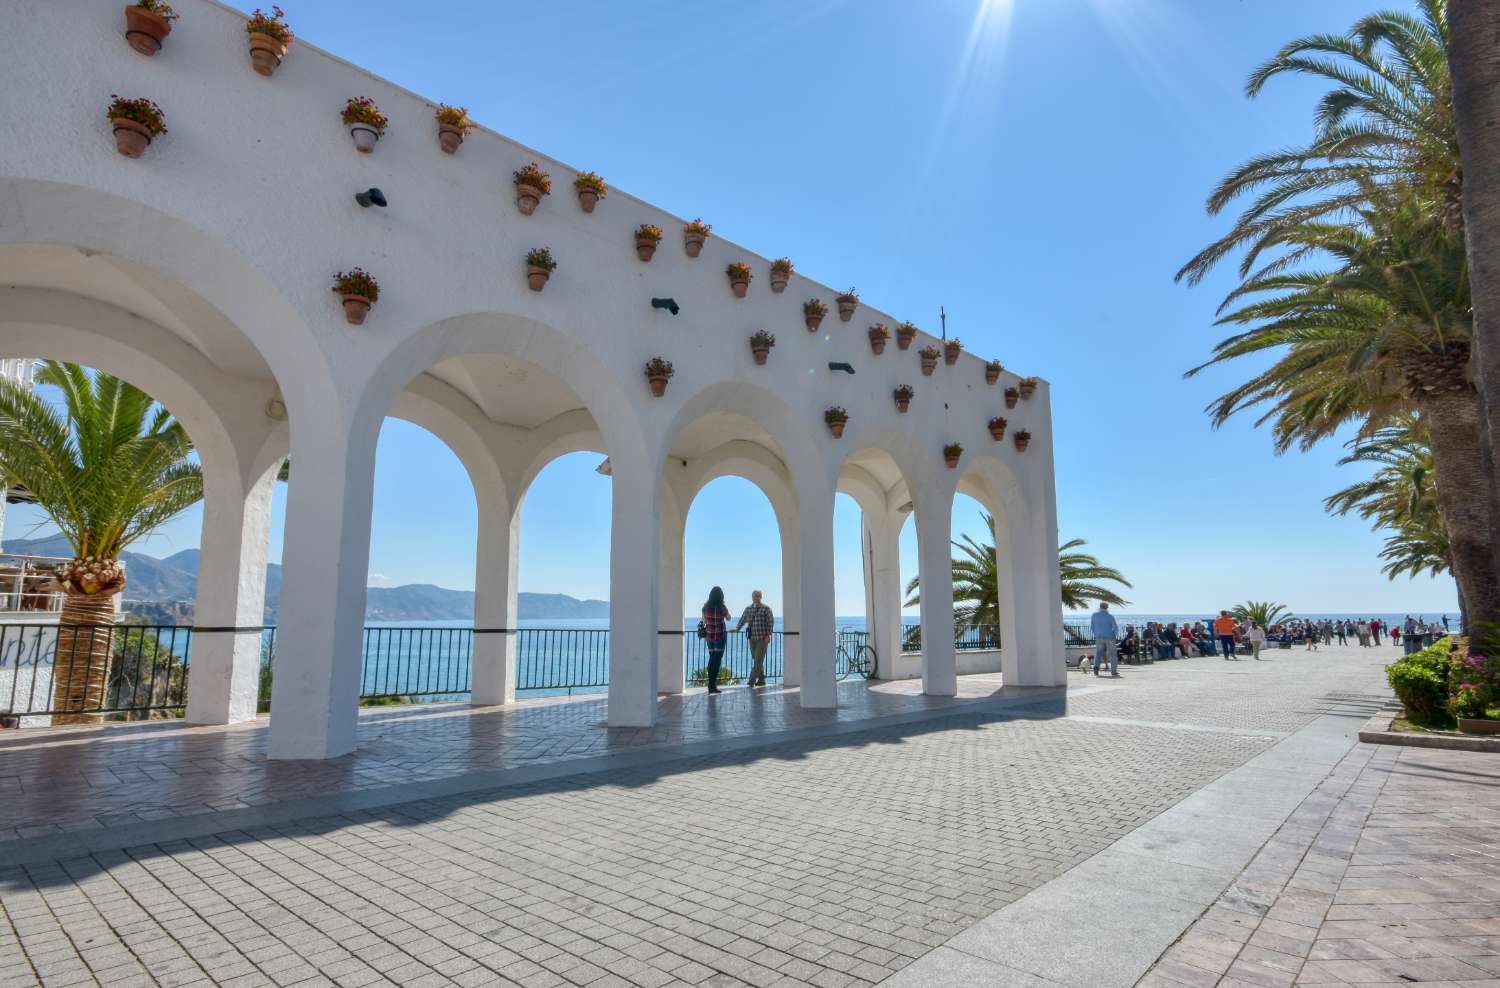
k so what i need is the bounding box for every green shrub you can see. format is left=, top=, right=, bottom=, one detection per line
left=1387, top=636, right=1453, bottom=720
left=688, top=665, right=739, bottom=688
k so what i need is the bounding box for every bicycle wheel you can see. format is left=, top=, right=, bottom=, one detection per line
left=855, top=644, right=878, bottom=680
left=836, top=644, right=856, bottom=680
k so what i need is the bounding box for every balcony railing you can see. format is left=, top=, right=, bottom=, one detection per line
left=900, top=624, right=1001, bottom=653
left=0, top=553, right=67, bottom=614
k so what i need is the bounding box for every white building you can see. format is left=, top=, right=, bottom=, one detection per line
left=0, top=0, right=1065, bottom=758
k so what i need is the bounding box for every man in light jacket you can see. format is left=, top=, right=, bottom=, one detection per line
left=1091, top=602, right=1121, bottom=677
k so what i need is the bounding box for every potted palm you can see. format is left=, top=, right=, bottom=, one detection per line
left=988, top=416, right=1007, bottom=441
left=985, top=359, right=1003, bottom=385
left=868, top=324, right=891, bottom=354
left=434, top=104, right=472, bottom=154
left=635, top=224, right=663, bottom=262
left=1019, top=376, right=1039, bottom=400
left=574, top=172, right=607, bottom=213
left=943, top=443, right=964, bottom=469
left=804, top=299, right=828, bottom=332
left=332, top=268, right=379, bottom=324
left=124, top=1, right=177, bottom=55
left=644, top=357, right=674, bottom=397
left=1004, top=386, right=1019, bottom=409
left=896, top=321, right=918, bottom=351
left=919, top=344, right=940, bottom=376
left=769, top=258, right=793, bottom=294
left=1014, top=429, right=1032, bottom=452
left=944, top=338, right=963, bottom=366
left=836, top=288, right=859, bottom=322
left=107, top=95, right=167, bottom=158
left=750, top=330, right=776, bottom=365
left=513, top=162, right=551, bottom=215
left=525, top=247, right=557, bottom=292
left=342, top=97, right=387, bottom=153
left=893, top=384, right=914, bottom=413
left=684, top=218, right=711, bottom=257
left=0, top=362, right=204, bottom=725
left=824, top=407, right=849, bottom=438
left=246, top=6, right=292, bottom=76
left=726, top=262, right=753, bottom=298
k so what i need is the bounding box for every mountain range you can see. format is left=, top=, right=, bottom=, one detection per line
left=1, top=535, right=608, bottom=623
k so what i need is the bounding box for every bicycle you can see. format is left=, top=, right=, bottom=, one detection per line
left=836, top=638, right=878, bottom=680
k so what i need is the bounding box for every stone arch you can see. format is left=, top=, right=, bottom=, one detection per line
left=660, top=381, right=827, bottom=502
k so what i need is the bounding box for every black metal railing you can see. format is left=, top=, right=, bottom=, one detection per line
left=515, top=627, right=609, bottom=692
left=900, top=624, right=1002, bottom=653
left=682, top=631, right=786, bottom=686
left=1, top=622, right=192, bottom=722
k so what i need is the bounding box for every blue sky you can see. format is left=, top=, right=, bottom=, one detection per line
left=4, top=0, right=1460, bottom=616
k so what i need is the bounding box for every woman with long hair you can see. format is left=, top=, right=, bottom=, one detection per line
left=701, top=586, right=731, bottom=693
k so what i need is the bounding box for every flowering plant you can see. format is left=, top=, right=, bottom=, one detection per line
left=804, top=299, right=829, bottom=317
left=246, top=6, right=292, bottom=42
left=989, top=416, right=1008, bottom=430
left=945, top=337, right=963, bottom=351
left=684, top=218, right=712, bottom=236
left=636, top=224, right=664, bottom=242
left=342, top=97, right=388, bottom=131
left=726, top=262, right=753, bottom=281
left=1449, top=647, right=1500, bottom=719
left=644, top=357, right=675, bottom=378
left=837, top=287, right=859, bottom=303
left=333, top=268, right=379, bottom=301
left=986, top=358, right=1003, bottom=371
left=943, top=443, right=964, bottom=459
left=526, top=247, right=558, bottom=271
left=574, top=171, right=608, bottom=196
left=514, top=162, right=552, bottom=194
left=770, top=257, right=794, bottom=275
left=824, top=406, right=849, bottom=425
left=133, top=0, right=180, bottom=19
left=893, top=384, right=915, bottom=399
left=434, top=104, right=473, bottom=133
left=919, top=344, right=941, bottom=359
left=750, top=330, right=776, bottom=347
left=896, top=321, right=918, bottom=336
left=869, top=323, right=890, bottom=340
left=107, top=96, right=168, bottom=135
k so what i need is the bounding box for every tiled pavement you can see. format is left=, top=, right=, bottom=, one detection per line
left=0, top=644, right=1459, bottom=988
left=1140, top=741, right=1500, bottom=988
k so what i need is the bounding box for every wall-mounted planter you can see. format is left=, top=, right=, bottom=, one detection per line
left=635, top=225, right=663, bottom=262
left=1014, top=430, right=1031, bottom=452
left=869, top=325, right=890, bottom=354
left=107, top=96, right=166, bottom=158
left=836, top=290, right=859, bottom=323
left=985, top=361, right=1002, bottom=386
left=804, top=300, right=827, bottom=332
left=893, top=386, right=914, bottom=413
left=525, top=247, right=557, bottom=292
left=896, top=322, right=917, bottom=351
left=341, top=294, right=373, bottom=324
left=1004, top=387, right=1019, bottom=409
left=726, top=263, right=753, bottom=299
left=574, top=172, right=607, bottom=213
left=684, top=219, right=711, bottom=257
left=1019, top=376, right=1039, bottom=400
left=944, top=444, right=963, bottom=469
left=514, top=163, right=552, bottom=215
left=919, top=346, right=939, bottom=376
left=124, top=4, right=174, bottom=56
left=435, top=105, right=472, bottom=154
left=825, top=407, right=849, bottom=438
left=332, top=268, right=379, bottom=325
left=350, top=125, right=380, bottom=153
left=944, top=339, right=963, bottom=366
left=645, top=358, right=674, bottom=397
left=245, top=6, right=292, bottom=77
left=988, top=417, right=1007, bottom=441
left=110, top=117, right=155, bottom=157
left=341, top=96, right=390, bottom=155
left=749, top=331, right=776, bottom=366
left=770, top=259, right=793, bottom=294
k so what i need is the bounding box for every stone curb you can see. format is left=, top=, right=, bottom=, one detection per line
left=1357, top=710, right=1500, bottom=752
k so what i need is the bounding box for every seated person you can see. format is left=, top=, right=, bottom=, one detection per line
left=1119, top=625, right=1139, bottom=660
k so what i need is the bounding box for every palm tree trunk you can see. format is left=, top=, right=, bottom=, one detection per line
left=1448, top=0, right=1500, bottom=628
left=50, top=591, right=118, bottom=725
left=1419, top=388, right=1500, bottom=625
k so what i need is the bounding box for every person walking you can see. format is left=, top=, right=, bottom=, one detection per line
left=1247, top=621, right=1266, bottom=660
left=1335, top=620, right=1348, bottom=646
left=1356, top=620, right=1371, bottom=647
left=700, top=586, right=731, bottom=693
left=1214, top=610, right=1238, bottom=660
left=1091, top=602, right=1120, bottom=677
left=1304, top=622, right=1319, bottom=652
left=734, top=589, right=774, bottom=689
left=1370, top=618, right=1383, bottom=646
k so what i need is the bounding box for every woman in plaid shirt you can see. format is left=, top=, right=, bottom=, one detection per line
left=701, top=586, right=731, bottom=693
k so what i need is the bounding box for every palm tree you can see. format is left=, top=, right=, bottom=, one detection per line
left=903, top=514, right=1131, bottom=632
left=0, top=362, right=203, bottom=722
left=1187, top=190, right=1498, bottom=623
left=1232, top=601, right=1294, bottom=628
left=1324, top=416, right=1453, bottom=580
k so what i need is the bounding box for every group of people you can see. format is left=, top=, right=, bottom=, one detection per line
left=697, top=586, right=775, bottom=693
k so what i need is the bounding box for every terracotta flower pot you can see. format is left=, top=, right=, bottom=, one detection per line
left=516, top=183, right=543, bottom=215
left=111, top=117, right=153, bottom=158
left=752, top=346, right=770, bottom=366
left=647, top=375, right=669, bottom=397
left=805, top=314, right=823, bottom=332
left=1019, top=380, right=1037, bottom=400
left=350, top=126, right=380, bottom=153
left=125, top=5, right=172, bottom=55
left=635, top=238, right=657, bottom=262
left=684, top=233, right=705, bottom=257
left=920, top=354, right=937, bottom=376
left=341, top=294, right=372, bottom=325
left=896, top=329, right=916, bottom=351
left=770, top=274, right=789, bottom=294
left=985, top=367, right=1000, bottom=385
left=894, top=394, right=910, bottom=413
left=1004, top=389, right=1019, bottom=409
left=578, top=190, right=599, bottom=213
left=945, top=453, right=960, bottom=469
left=869, top=334, right=887, bottom=354
left=438, top=125, right=464, bottom=154
left=944, top=345, right=960, bottom=366
left=828, top=421, right=846, bottom=438
left=248, top=31, right=288, bottom=76
left=837, top=299, right=857, bottom=322
left=730, top=279, right=749, bottom=299
left=988, top=421, right=1007, bottom=441
left=526, top=266, right=551, bottom=292
left=1014, top=433, right=1031, bottom=452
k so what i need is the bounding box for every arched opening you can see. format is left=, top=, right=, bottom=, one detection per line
left=836, top=443, right=921, bottom=684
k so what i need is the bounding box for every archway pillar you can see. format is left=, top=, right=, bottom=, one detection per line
left=267, top=409, right=380, bottom=760
left=657, top=490, right=686, bottom=694
left=780, top=511, right=803, bottom=687
left=472, top=494, right=520, bottom=706
left=865, top=508, right=905, bottom=679
left=608, top=459, right=661, bottom=725
left=185, top=463, right=276, bottom=725
left=1013, top=406, right=1067, bottom=687
left=797, top=478, right=837, bottom=708
left=916, top=485, right=957, bottom=696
